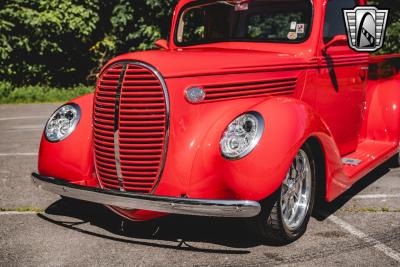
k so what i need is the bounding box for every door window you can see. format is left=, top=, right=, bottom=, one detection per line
left=323, top=0, right=357, bottom=43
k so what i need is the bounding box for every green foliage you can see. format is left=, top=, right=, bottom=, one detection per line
left=0, top=0, right=100, bottom=85
left=370, top=0, right=400, bottom=55
left=0, top=0, right=398, bottom=88
left=0, top=0, right=177, bottom=86
left=0, top=81, right=93, bottom=103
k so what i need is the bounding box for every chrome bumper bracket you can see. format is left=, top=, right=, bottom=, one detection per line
left=31, top=173, right=261, bottom=218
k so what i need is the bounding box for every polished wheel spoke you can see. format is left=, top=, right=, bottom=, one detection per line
left=300, top=166, right=308, bottom=182
left=280, top=149, right=312, bottom=231
left=293, top=191, right=299, bottom=201
left=281, top=201, right=288, bottom=214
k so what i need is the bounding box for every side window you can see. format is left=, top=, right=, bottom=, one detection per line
left=177, top=5, right=231, bottom=45
left=323, top=0, right=357, bottom=43
left=246, top=10, right=308, bottom=41
left=178, top=8, right=206, bottom=44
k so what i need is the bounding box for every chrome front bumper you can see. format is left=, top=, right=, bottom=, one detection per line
left=32, top=173, right=261, bottom=218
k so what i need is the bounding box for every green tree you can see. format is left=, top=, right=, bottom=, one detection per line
left=0, top=0, right=177, bottom=86
left=0, top=0, right=398, bottom=87
left=370, top=0, right=400, bottom=55
left=0, top=0, right=100, bottom=85
left=88, top=0, right=176, bottom=81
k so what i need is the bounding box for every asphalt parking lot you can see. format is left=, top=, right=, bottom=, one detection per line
left=0, top=103, right=399, bottom=267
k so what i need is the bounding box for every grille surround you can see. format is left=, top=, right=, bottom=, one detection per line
left=93, top=61, right=170, bottom=194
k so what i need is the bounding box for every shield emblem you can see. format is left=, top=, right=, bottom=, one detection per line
left=343, top=6, right=389, bottom=52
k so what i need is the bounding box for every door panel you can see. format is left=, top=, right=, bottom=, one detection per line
left=316, top=0, right=367, bottom=156
left=316, top=46, right=368, bottom=155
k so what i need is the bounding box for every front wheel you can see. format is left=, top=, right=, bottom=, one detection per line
left=250, top=144, right=316, bottom=244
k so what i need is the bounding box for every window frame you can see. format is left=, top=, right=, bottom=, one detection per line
left=174, top=0, right=315, bottom=47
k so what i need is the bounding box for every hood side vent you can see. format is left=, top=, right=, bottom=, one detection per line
left=203, top=77, right=297, bottom=102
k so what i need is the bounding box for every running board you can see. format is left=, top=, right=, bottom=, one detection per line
left=342, top=140, right=398, bottom=180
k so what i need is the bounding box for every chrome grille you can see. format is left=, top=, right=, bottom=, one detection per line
left=94, top=62, right=169, bottom=193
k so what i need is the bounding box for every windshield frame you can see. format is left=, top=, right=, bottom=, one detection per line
left=174, top=0, right=315, bottom=47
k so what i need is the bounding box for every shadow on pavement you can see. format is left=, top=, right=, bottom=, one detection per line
left=38, top=197, right=259, bottom=253
left=37, top=156, right=398, bottom=252
left=314, top=157, right=398, bottom=221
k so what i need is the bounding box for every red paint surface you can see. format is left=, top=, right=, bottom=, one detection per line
left=38, top=0, right=400, bottom=221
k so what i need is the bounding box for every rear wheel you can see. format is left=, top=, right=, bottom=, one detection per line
left=394, top=152, right=400, bottom=167
left=389, top=151, right=400, bottom=168
left=251, top=144, right=316, bottom=244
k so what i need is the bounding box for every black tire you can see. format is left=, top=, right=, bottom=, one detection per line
left=394, top=152, right=400, bottom=168
left=60, top=196, right=74, bottom=201
left=387, top=152, right=400, bottom=168
left=249, top=143, right=317, bottom=244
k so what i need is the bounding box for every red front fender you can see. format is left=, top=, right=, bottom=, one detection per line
left=185, top=97, right=342, bottom=201
left=38, top=93, right=97, bottom=186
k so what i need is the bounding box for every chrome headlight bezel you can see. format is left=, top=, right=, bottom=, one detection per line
left=220, top=111, right=264, bottom=160
left=44, top=103, right=81, bottom=143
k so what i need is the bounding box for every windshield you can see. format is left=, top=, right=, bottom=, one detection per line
left=175, top=0, right=313, bottom=46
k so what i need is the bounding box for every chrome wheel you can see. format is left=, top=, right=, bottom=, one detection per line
left=280, top=149, right=312, bottom=231
left=250, top=144, right=316, bottom=244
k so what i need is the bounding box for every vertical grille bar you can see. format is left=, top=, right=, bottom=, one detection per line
left=113, top=64, right=127, bottom=191
left=113, top=130, right=124, bottom=191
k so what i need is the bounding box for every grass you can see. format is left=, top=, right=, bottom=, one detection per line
left=0, top=81, right=93, bottom=104
left=0, top=207, right=44, bottom=213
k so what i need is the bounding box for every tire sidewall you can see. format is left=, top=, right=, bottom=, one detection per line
left=397, top=152, right=400, bottom=167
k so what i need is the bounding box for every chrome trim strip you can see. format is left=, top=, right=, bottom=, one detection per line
left=342, top=158, right=362, bottom=166
left=32, top=173, right=261, bottom=218
left=113, top=64, right=126, bottom=192
left=113, top=64, right=126, bottom=132
left=114, top=130, right=125, bottom=191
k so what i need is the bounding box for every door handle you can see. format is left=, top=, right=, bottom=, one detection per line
left=359, top=67, right=368, bottom=81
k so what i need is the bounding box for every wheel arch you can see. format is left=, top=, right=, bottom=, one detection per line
left=187, top=96, right=344, bottom=201
left=305, top=136, right=327, bottom=209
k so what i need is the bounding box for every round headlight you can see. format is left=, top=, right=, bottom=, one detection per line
left=220, top=112, right=264, bottom=160
left=45, top=104, right=81, bottom=142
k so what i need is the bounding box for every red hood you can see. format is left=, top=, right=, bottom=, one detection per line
left=104, top=48, right=316, bottom=79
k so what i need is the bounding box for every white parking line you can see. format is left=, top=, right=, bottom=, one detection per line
left=329, top=215, right=400, bottom=263
left=3, top=125, right=43, bottom=131
left=353, top=194, right=400, bottom=200
left=0, top=153, right=37, bottom=157
left=9, top=125, right=43, bottom=129
left=3, top=129, right=42, bottom=132
left=0, top=116, right=47, bottom=121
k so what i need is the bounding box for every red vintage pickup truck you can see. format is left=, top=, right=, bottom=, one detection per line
left=33, top=0, right=400, bottom=243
